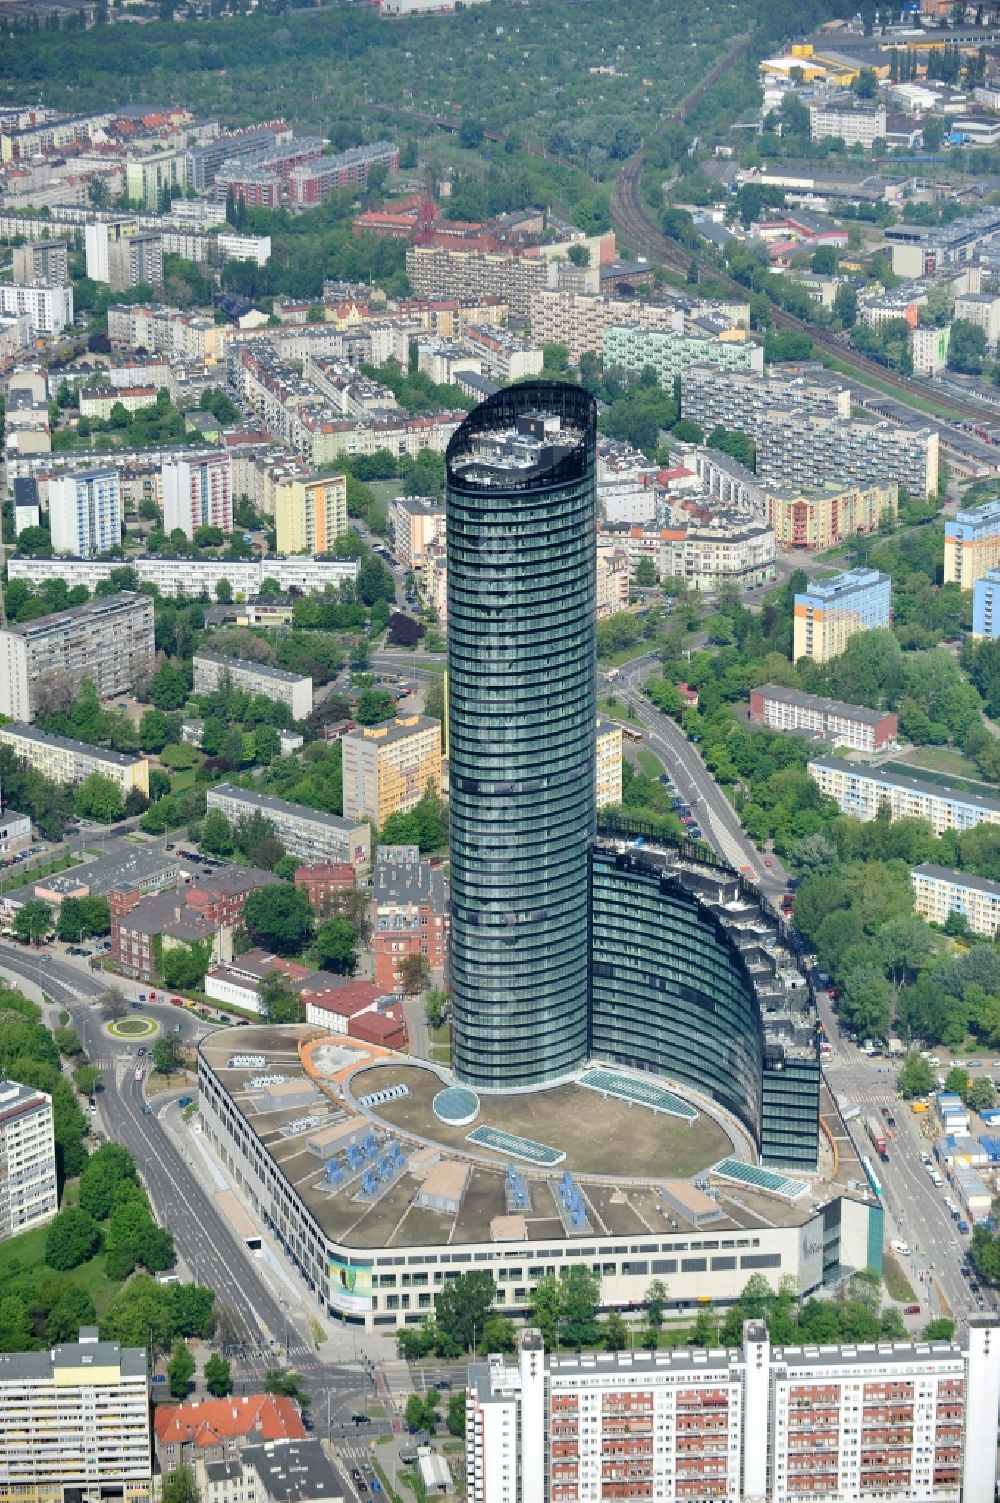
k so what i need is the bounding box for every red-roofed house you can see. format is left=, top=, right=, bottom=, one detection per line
left=154, top=1393, right=306, bottom=1475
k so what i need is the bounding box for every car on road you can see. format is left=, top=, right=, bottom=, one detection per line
left=142, top=1104, right=152, bottom=1115
left=129, top=1001, right=141, bottom=1010
left=177, top=1096, right=193, bottom=1109
left=903, top=1305, right=921, bottom=1315
left=134, top=1067, right=143, bottom=1081
left=351, top=1413, right=372, bottom=1424
left=170, top=997, right=184, bottom=1007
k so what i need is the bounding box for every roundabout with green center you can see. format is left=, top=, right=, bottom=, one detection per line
left=106, top=1015, right=158, bottom=1039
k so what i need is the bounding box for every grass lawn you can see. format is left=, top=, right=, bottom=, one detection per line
left=637, top=747, right=665, bottom=778
left=894, top=747, right=983, bottom=782
left=170, top=769, right=197, bottom=792
left=882, top=1253, right=916, bottom=1304
left=429, top=1022, right=451, bottom=1066
left=0, top=854, right=76, bottom=892
left=0, top=1218, right=122, bottom=1316
left=822, top=355, right=966, bottom=423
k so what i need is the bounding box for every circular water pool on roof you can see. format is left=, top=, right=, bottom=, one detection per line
left=433, top=1086, right=480, bottom=1127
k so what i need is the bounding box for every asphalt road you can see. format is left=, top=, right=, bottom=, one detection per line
left=0, top=943, right=379, bottom=1399
left=608, top=663, right=988, bottom=1322
left=614, top=660, right=789, bottom=900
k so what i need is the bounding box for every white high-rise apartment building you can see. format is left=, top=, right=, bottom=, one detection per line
left=48, top=468, right=121, bottom=558
left=0, top=1080, right=57, bottom=1240
left=0, top=282, right=72, bottom=336
left=0, top=1328, right=151, bottom=1503
left=468, top=1322, right=1000, bottom=1503
left=161, top=451, right=233, bottom=540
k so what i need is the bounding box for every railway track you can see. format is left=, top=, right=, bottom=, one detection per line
left=612, top=148, right=1000, bottom=433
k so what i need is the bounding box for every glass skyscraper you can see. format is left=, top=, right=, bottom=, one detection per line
left=446, top=383, right=597, bottom=1089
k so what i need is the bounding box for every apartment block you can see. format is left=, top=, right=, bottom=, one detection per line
left=954, top=291, right=1000, bottom=346
left=125, top=145, right=187, bottom=209
left=0, top=1328, right=152, bottom=1503
left=406, top=244, right=549, bottom=319
left=912, top=323, right=951, bottom=375
left=945, top=501, right=1000, bottom=589
left=371, top=844, right=448, bottom=991
left=765, top=480, right=898, bottom=550
left=750, top=684, right=898, bottom=753
left=162, top=451, right=233, bottom=540
left=85, top=221, right=162, bottom=292
left=287, top=141, right=399, bottom=205
left=468, top=1321, right=1000, bottom=1503
left=207, top=784, right=371, bottom=866
left=0, top=724, right=149, bottom=799
left=47, top=468, right=121, bottom=558
left=972, top=566, right=1000, bottom=637
left=274, top=472, right=348, bottom=556
left=7, top=554, right=359, bottom=600
left=912, top=862, right=1000, bottom=936
left=193, top=651, right=312, bottom=720
left=808, top=756, right=1000, bottom=836
left=11, top=238, right=68, bottom=286
left=681, top=365, right=939, bottom=498
left=0, top=1080, right=57, bottom=1240
left=0, top=281, right=72, bottom=336
left=793, top=568, right=891, bottom=664
left=464, top=323, right=543, bottom=382
left=596, top=547, right=630, bottom=617
left=595, top=718, right=623, bottom=809
left=342, top=714, right=442, bottom=826
left=388, top=494, right=445, bottom=566
left=604, top=323, right=762, bottom=387
left=809, top=99, right=888, bottom=146
left=0, top=592, right=154, bottom=722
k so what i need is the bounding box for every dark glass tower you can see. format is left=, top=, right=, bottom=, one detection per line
left=446, top=383, right=597, bottom=1089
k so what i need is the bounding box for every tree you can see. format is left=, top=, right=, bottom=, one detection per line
left=138, top=710, right=171, bottom=753
left=14, top=900, right=52, bottom=946
left=811, top=245, right=838, bottom=274
left=264, top=1368, right=311, bottom=1407
left=240, top=885, right=314, bottom=954
left=162, top=939, right=212, bottom=991
left=644, top=1278, right=668, bottom=1333
left=446, top=1391, right=466, bottom=1436
left=398, top=953, right=429, bottom=995
left=833, top=281, right=858, bottom=328
left=557, top=1265, right=601, bottom=1350
left=74, top=773, right=125, bottom=824
left=425, top=987, right=447, bottom=1028
left=405, top=1391, right=439, bottom=1432
left=153, top=1036, right=183, bottom=1076
left=603, top=1311, right=628, bottom=1351
left=45, top=1208, right=102, bottom=1270
left=167, top=1339, right=196, bottom=1399
left=161, top=1469, right=201, bottom=1503
left=356, top=688, right=397, bottom=726
left=100, top=987, right=128, bottom=1021
left=313, top=915, right=358, bottom=973
left=169, top=1283, right=216, bottom=1338
left=434, top=1270, right=496, bottom=1351
left=215, top=578, right=233, bottom=604
left=149, top=662, right=189, bottom=711
left=257, top=971, right=305, bottom=1025
left=948, top=318, right=987, bottom=375
left=944, top=1066, right=971, bottom=1102
left=200, top=808, right=235, bottom=857
left=898, top=1052, right=934, bottom=1099
left=203, top=1352, right=232, bottom=1397
left=923, top=1317, right=956, bottom=1340
left=970, top=1077, right=996, bottom=1114
left=480, top=1314, right=516, bottom=1352
left=634, top=557, right=658, bottom=588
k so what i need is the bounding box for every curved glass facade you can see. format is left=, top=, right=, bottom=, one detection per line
left=590, top=845, right=766, bottom=1147
left=446, top=383, right=597, bottom=1089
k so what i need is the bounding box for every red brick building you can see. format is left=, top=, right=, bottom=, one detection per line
left=154, top=1393, right=306, bottom=1476
left=110, top=867, right=279, bottom=981
left=371, top=845, right=448, bottom=992
left=294, top=863, right=356, bottom=915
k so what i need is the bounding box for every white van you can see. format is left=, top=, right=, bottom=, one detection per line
left=890, top=1239, right=911, bottom=1256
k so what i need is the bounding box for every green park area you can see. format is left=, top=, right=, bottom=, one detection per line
left=107, top=1015, right=158, bottom=1039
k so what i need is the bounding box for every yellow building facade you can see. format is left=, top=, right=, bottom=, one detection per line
left=341, top=714, right=443, bottom=827
left=274, top=473, right=348, bottom=556
left=596, top=719, right=624, bottom=810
